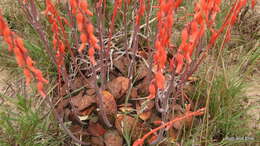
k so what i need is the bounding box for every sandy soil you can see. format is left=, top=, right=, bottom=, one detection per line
left=244, top=73, right=260, bottom=132
left=0, top=70, right=9, bottom=95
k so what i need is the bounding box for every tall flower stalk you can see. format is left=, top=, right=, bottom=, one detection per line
left=69, top=0, right=100, bottom=65
left=0, top=13, right=48, bottom=97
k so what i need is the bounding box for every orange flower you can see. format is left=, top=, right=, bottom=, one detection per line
left=88, top=47, right=96, bottom=65
left=251, top=0, right=256, bottom=8
left=79, top=1, right=93, bottom=16
left=183, top=44, right=192, bottom=64
left=23, top=68, right=32, bottom=85
left=133, top=139, right=144, bottom=146
left=176, top=53, right=184, bottom=74
left=71, top=1, right=99, bottom=65
left=133, top=108, right=205, bottom=146
left=14, top=51, right=25, bottom=67
left=44, top=0, right=69, bottom=78
left=69, top=0, right=78, bottom=14
left=80, top=33, right=87, bottom=44
left=0, top=14, right=48, bottom=97
left=190, top=21, right=199, bottom=43
left=155, top=71, right=165, bottom=89
left=169, top=58, right=175, bottom=71
left=136, top=0, right=145, bottom=25
left=225, top=29, right=231, bottom=43
left=37, top=82, right=46, bottom=97
left=148, top=82, right=156, bottom=99
left=16, top=37, right=27, bottom=53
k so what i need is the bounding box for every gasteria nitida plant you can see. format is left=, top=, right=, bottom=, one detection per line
left=0, top=0, right=256, bottom=145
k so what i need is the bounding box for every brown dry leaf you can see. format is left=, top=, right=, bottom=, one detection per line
left=139, top=110, right=152, bottom=121
left=147, top=135, right=158, bottom=145
left=71, top=92, right=96, bottom=111
left=136, top=76, right=150, bottom=96
left=118, top=106, right=135, bottom=113
left=87, top=122, right=106, bottom=137
left=71, top=77, right=85, bottom=90
left=115, top=114, right=147, bottom=141
left=63, top=108, right=71, bottom=122
left=114, top=56, right=129, bottom=75
left=130, top=87, right=138, bottom=99
left=69, top=125, right=89, bottom=137
left=137, top=50, right=148, bottom=59
left=136, top=63, right=149, bottom=81
left=118, top=103, right=134, bottom=113
left=107, top=77, right=129, bottom=99
left=83, top=77, right=96, bottom=89
left=55, top=98, right=70, bottom=118
left=118, top=103, right=133, bottom=107
left=60, top=84, right=69, bottom=97
left=86, top=88, right=96, bottom=96
left=68, top=111, right=83, bottom=125
left=91, top=136, right=105, bottom=146
left=136, top=100, right=154, bottom=121
left=140, top=99, right=154, bottom=110
left=172, top=114, right=184, bottom=130
left=169, top=127, right=179, bottom=141
left=104, top=130, right=123, bottom=146
left=78, top=105, right=96, bottom=116
left=102, top=90, right=117, bottom=117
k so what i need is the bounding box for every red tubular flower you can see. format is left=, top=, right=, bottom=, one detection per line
left=69, top=1, right=100, bottom=64
left=251, top=0, right=256, bottom=8
left=133, top=108, right=205, bottom=146
left=96, top=0, right=103, bottom=8
left=150, top=0, right=183, bottom=97
left=79, top=33, right=87, bottom=51
left=174, top=0, right=183, bottom=8
left=76, top=13, right=84, bottom=30
left=13, top=47, right=25, bottom=67
left=183, top=44, right=192, bottom=64
left=199, top=22, right=206, bottom=38
left=79, top=1, right=93, bottom=16
left=23, top=68, right=32, bottom=85
left=26, top=57, right=35, bottom=69
left=169, top=58, right=175, bottom=71
left=136, top=0, right=145, bottom=25
left=176, top=53, right=184, bottom=74
left=225, top=28, right=231, bottom=43
left=133, top=139, right=144, bottom=146
left=107, top=0, right=122, bottom=51
left=209, top=29, right=218, bottom=45
left=37, top=82, right=45, bottom=97
left=190, top=21, right=199, bottom=43
left=88, top=47, right=96, bottom=65
left=0, top=14, right=48, bottom=97
left=69, top=0, right=78, bottom=14
left=16, top=37, right=27, bottom=53
left=207, top=0, right=248, bottom=50
left=178, top=27, right=188, bottom=52
left=155, top=71, right=165, bottom=89
left=148, top=81, right=156, bottom=99
left=44, top=0, right=69, bottom=80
